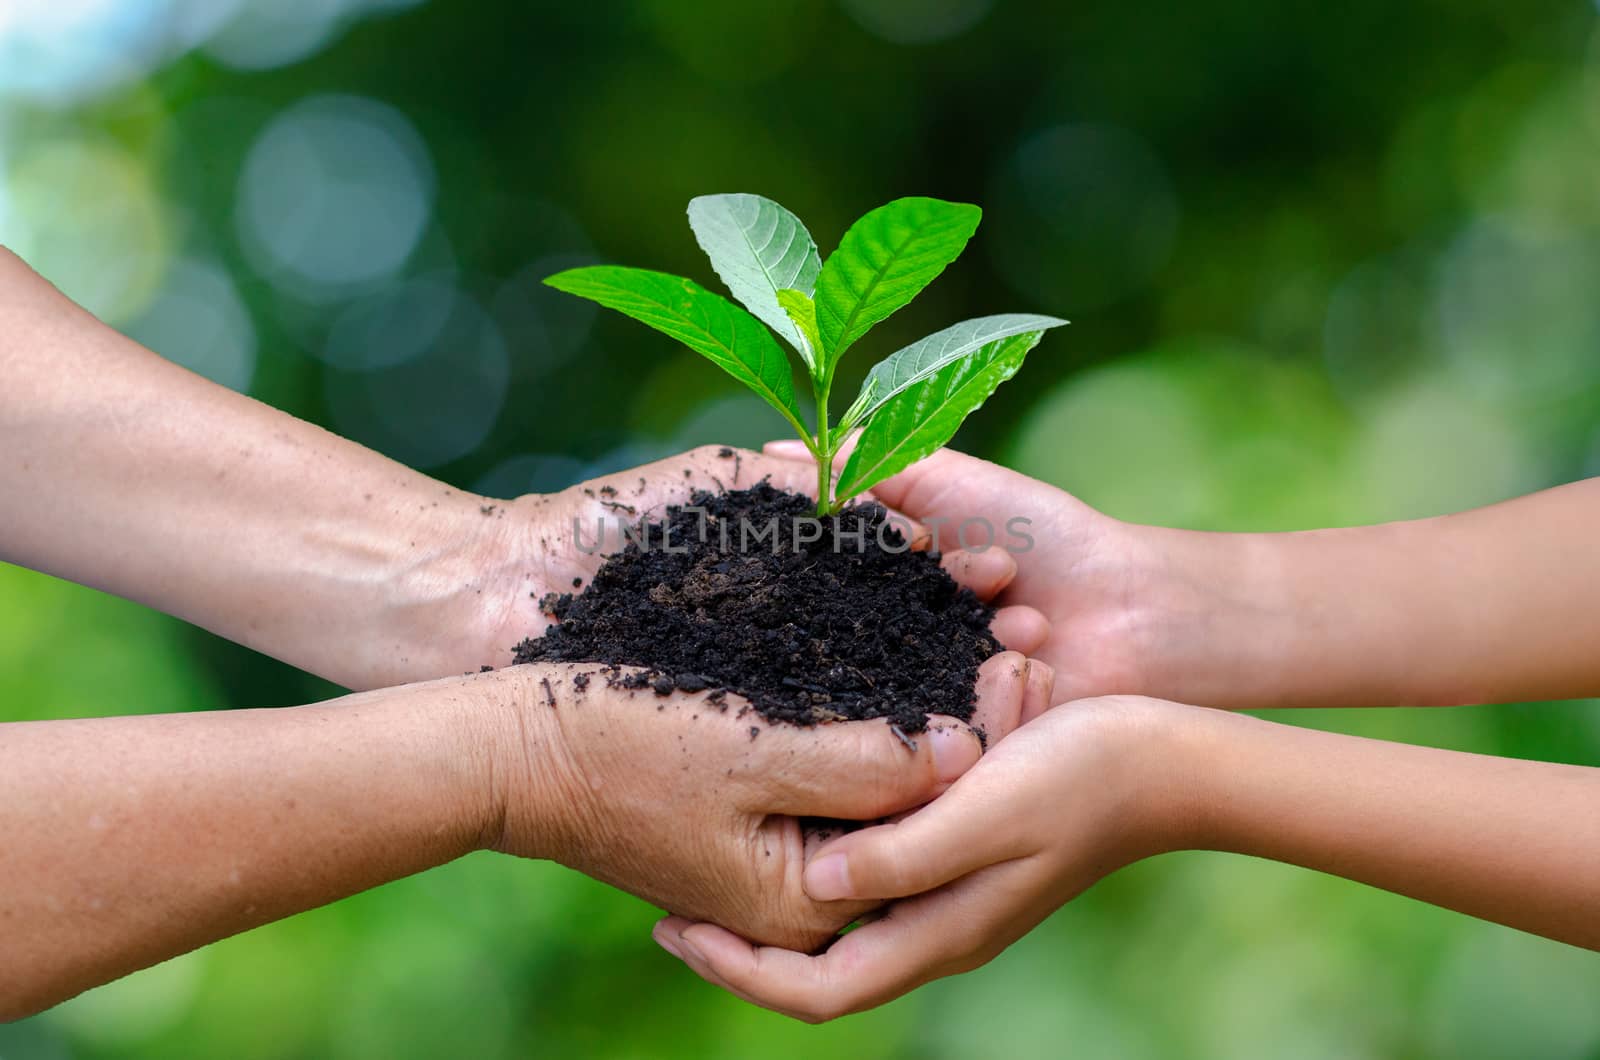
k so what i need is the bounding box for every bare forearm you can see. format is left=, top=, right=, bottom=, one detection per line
left=0, top=671, right=521, bottom=1020
left=0, top=249, right=505, bottom=688
left=1182, top=708, right=1600, bottom=948
left=1127, top=479, right=1600, bottom=708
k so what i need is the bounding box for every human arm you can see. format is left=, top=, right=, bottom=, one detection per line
left=0, top=249, right=1040, bottom=690
left=772, top=442, right=1600, bottom=708
left=0, top=652, right=1050, bottom=1021
left=657, top=696, right=1600, bottom=1022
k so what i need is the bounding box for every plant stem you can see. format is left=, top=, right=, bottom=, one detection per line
left=815, top=439, right=832, bottom=515
left=813, top=374, right=833, bottom=515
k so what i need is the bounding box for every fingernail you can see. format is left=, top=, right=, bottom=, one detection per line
left=928, top=723, right=980, bottom=784
left=763, top=439, right=811, bottom=459
left=804, top=853, right=853, bottom=901
left=652, top=924, right=684, bottom=960
left=676, top=932, right=708, bottom=966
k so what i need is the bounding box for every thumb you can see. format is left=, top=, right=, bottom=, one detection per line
left=801, top=775, right=1019, bottom=902
left=757, top=717, right=981, bottom=820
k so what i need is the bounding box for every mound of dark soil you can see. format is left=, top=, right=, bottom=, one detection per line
left=513, top=483, right=1000, bottom=733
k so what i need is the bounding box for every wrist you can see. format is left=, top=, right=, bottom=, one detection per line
left=326, top=673, right=520, bottom=864
left=471, top=665, right=578, bottom=862
left=455, top=666, right=545, bottom=856
left=366, top=487, right=553, bottom=686
left=1093, top=695, right=1228, bottom=859
left=1151, top=701, right=1275, bottom=854
left=1104, top=522, right=1299, bottom=709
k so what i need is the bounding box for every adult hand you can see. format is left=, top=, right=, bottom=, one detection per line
left=494, top=652, right=1053, bottom=951
left=434, top=445, right=1051, bottom=685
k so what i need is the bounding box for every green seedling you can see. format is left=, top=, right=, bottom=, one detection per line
left=545, top=194, right=1067, bottom=515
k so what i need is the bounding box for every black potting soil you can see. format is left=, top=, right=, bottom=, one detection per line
left=512, top=483, right=1001, bottom=733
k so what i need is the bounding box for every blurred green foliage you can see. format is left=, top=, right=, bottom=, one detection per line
left=3, top=0, right=1600, bottom=1056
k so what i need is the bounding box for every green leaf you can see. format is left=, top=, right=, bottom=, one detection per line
left=855, top=313, right=1067, bottom=419
left=834, top=330, right=1044, bottom=504
left=814, top=197, right=982, bottom=371
left=544, top=266, right=806, bottom=434
left=686, top=194, right=821, bottom=356
left=775, top=288, right=823, bottom=376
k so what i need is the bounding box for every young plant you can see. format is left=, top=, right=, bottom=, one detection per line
left=545, top=194, right=1067, bottom=515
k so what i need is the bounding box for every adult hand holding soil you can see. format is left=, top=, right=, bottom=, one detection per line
left=0, top=248, right=1043, bottom=690
left=657, top=695, right=1600, bottom=1022
left=0, top=655, right=1046, bottom=1020
left=500, top=652, right=1044, bottom=953
left=769, top=441, right=1600, bottom=709
left=472, top=447, right=1050, bottom=681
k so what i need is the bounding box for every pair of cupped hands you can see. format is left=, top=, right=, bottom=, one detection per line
left=437, top=440, right=1172, bottom=1023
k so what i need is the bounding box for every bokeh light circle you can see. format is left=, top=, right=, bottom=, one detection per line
left=1480, top=85, right=1600, bottom=235
left=1322, top=246, right=1435, bottom=403
left=492, top=254, right=600, bottom=381
left=473, top=454, right=588, bottom=499
left=202, top=0, right=346, bottom=72
left=577, top=440, right=679, bottom=483
left=672, top=392, right=796, bottom=453
left=2, top=136, right=170, bottom=323
left=1010, top=342, right=1350, bottom=530
left=1344, top=381, right=1537, bottom=521
left=324, top=276, right=458, bottom=372
left=1422, top=924, right=1600, bottom=1059
left=124, top=258, right=258, bottom=392
left=1432, top=218, right=1600, bottom=406
left=323, top=287, right=510, bottom=469
left=48, top=947, right=207, bottom=1047
left=0, top=0, right=171, bottom=105
left=237, top=94, right=435, bottom=300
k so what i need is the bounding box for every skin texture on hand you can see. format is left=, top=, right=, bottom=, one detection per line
left=658, top=696, right=1600, bottom=1022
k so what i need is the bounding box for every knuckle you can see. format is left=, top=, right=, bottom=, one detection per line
left=855, top=733, right=911, bottom=812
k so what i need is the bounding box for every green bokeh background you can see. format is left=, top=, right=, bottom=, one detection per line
left=3, top=1, right=1600, bottom=1056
